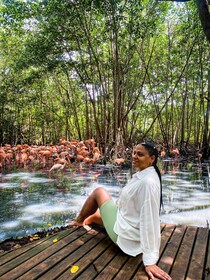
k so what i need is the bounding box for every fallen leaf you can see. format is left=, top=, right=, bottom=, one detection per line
left=70, top=265, right=79, bottom=273
left=33, top=236, right=40, bottom=240
left=14, top=244, right=21, bottom=249
left=53, top=238, right=58, bottom=243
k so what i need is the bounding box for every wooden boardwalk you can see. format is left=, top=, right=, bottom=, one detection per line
left=0, top=224, right=209, bottom=280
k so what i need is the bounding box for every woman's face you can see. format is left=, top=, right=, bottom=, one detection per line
left=132, top=144, right=155, bottom=170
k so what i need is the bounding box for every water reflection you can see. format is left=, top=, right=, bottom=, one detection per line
left=160, top=160, right=210, bottom=227
left=0, top=160, right=209, bottom=242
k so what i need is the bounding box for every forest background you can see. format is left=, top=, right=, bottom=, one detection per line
left=0, top=0, right=209, bottom=159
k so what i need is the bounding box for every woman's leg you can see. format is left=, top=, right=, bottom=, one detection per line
left=83, top=209, right=103, bottom=225
left=70, top=187, right=112, bottom=226
left=99, top=199, right=118, bottom=243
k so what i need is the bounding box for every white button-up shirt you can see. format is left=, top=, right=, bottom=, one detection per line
left=114, top=166, right=161, bottom=266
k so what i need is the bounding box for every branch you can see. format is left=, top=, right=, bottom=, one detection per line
left=123, top=38, right=157, bottom=121
left=141, top=36, right=198, bottom=139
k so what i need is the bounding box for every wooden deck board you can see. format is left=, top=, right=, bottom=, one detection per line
left=170, top=226, right=197, bottom=279
left=158, top=225, right=187, bottom=274
left=0, top=227, right=86, bottom=280
left=94, top=251, right=130, bottom=280
left=113, top=255, right=142, bottom=280
left=186, top=227, right=209, bottom=280
left=39, top=231, right=107, bottom=280
left=17, top=227, right=96, bottom=280
left=0, top=228, right=77, bottom=267
left=0, top=224, right=209, bottom=280
left=57, top=236, right=113, bottom=280
left=76, top=243, right=121, bottom=280
left=132, top=224, right=175, bottom=280
left=204, top=233, right=210, bottom=280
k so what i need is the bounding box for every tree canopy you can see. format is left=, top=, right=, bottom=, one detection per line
left=0, top=0, right=209, bottom=158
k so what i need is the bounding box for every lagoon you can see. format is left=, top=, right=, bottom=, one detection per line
left=0, top=159, right=209, bottom=242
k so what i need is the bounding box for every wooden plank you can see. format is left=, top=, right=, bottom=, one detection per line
left=186, top=227, right=209, bottom=280
left=76, top=224, right=140, bottom=280
left=93, top=251, right=129, bottom=280
left=113, top=225, right=168, bottom=280
left=74, top=264, right=97, bottom=280
left=18, top=228, right=97, bottom=280
left=76, top=243, right=121, bottom=279
left=133, top=224, right=176, bottom=279
left=0, top=225, right=209, bottom=280
left=0, top=228, right=75, bottom=276
left=170, top=226, right=197, bottom=279
left=0, top=228, right=75, bottom=266
left=159, top=224, right=176, bottom=253
left=57, top=236, right=113, bottom=280
left=0, top=227, right=88, bottom=280
left=13, top=228, right=97, bottom=280
left=39, top=231, right=107, bottom=280
left=0, top=237, right=49, bottom=265
left=204, top=231, right=210, bottom=280
left=93, top=243, right=120, bottom=273
left=0, top=251, right=10, bottom=257
left=113, top=255, right=142, bottom=280
left=158, top=224, right=186, bottom=274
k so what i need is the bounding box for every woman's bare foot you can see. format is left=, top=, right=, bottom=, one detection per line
left=70, top=209, right=103, bottom=227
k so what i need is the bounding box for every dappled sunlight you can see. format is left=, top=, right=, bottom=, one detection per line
left=161, top=206, right=210, bottom=226
left=160, top=256, right=174, bottom=267
left=1, top=220, right=20, bottom=229
left=0, top=182, right=19, bottom=189
left=23, top=203, right=74, bottom=216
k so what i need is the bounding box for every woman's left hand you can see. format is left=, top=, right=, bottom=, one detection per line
left=145, top=264, right=172, bottom=280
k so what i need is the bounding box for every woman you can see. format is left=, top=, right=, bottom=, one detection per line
left=71, top=142, right=172, bottom=280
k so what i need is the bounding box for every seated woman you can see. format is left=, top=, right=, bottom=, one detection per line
left=71, top=142, right=172, bottom=280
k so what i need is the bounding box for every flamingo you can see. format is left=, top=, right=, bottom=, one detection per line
left=170, top=146, right=180, bottom=158
left=48, top=162, right=68, bottom=178
left=160, top=150, right=166, bottom=158
left=49, top=163, right=66, bottom=173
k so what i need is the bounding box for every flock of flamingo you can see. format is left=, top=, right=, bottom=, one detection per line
left=0, top=137, right=187, bottom=175
left=0, top=138, right=105, bottom=173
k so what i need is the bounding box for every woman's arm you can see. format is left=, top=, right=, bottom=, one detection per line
left=139, top=180, right=171, bottom=279
left=139, top=180, right=161, bottom=265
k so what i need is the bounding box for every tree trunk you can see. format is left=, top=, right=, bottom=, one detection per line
left=201, top=68, right=210, bottom=159
left=196, top=0, right=210, bottom=44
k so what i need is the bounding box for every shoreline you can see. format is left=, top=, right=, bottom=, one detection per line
left=0, top=225, right=71, bottom=252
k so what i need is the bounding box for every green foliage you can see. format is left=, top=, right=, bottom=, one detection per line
left=0, top=0, right=209, bottom=153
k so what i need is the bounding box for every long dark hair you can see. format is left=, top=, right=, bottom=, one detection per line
left=140, top=142, right=163, bottom=211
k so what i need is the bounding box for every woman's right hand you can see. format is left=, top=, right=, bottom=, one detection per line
left=145, top=264, right=172, bottom=280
